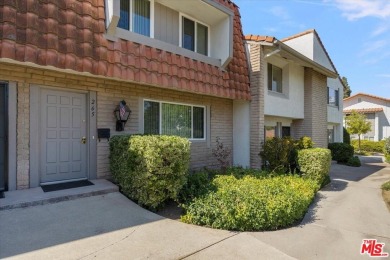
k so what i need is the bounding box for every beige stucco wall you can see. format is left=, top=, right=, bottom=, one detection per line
left=0, top=62, right=233, bottom=189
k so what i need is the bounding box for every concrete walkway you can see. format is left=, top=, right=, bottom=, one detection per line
left=0, top=156, right=389, bottom=259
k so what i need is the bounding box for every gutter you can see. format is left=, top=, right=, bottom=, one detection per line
left=268, top=40, right=338, bottom=78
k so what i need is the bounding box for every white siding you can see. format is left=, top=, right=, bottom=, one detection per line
left=264, top=58, right=305, bottom=119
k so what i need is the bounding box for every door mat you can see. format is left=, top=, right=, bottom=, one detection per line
left=41, top=180, right=94, bottom=192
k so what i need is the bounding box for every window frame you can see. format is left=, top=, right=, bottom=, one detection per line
left=179, top=13, right=210, bottom=57
left=327, top=87, right=339, bottom=107
left=267, top=63, right=283, bottom=93
left=143, top=99, right=207, bottom=141
left=118, top=0, right=154, bottom=38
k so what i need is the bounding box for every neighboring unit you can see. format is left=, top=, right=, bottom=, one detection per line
left=344, top=93, right=390, bottom=141
left=281, top=29, right=344, bottom=144
left=0, top=0, right=250, bottom=190
left=245, top=34, right=338, bottom=168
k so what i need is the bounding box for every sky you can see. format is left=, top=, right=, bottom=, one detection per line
left=234, top=0, right=390, bottom=98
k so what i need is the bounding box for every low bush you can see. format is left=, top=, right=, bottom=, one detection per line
left=298, top=148, right=331, bottom=187
left=178, top=171, right=213, bottom=204
left=224, top=166, right=270, bottom=178
left=109, top=135, right=190, bottom=210
left=296, top=136, right=314, bottom=150
left=347, top=156, right=361, bottom=167
left=384, top=137, right=390, bottom=154
left=343, top=127, right=351, bottom=144
left=181, top=175, right=318, bottom=231
left=260, top=136, right=314, bottom=173
left=382, top=181, right=390, bottom=191
left=385, top=154, right=390, bottom=164
left=260, top=137, right=296, bottom=173
left=328, top=143, right=354, bottom=163
left=351, top=140, right=385, bottom=153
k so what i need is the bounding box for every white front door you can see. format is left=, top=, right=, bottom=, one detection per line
left=40, top=89, right=88, bottom=183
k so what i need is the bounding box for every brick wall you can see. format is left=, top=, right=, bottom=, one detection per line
left=292, top=68, right=328, bottom=148
left=0, top=62, right=233, bottom=189
left=248, top=43, right=265, bottom=168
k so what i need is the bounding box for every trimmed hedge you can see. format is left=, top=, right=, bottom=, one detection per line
left=181, top=175, right=318, bottom=231
left=347, top=156, right=361, bottom=167
left=351, top=140, right=385, bottom=153
left=343, top=127, right=351, bottom=144
left=328, top=143, right=354, bottom=163
left=260, top=136, right=314, bottom=173
left=298, top=148, right=331, bottom=186
left=109, top=135, right=190, bottom=210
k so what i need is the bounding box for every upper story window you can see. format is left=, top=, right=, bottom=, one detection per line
left=328, top=87, right=339, bottom=107
left=144, top=100, right=206, bottom=140
left=268, top=63, right=283, bottom=93
left=181, top=16, right=209, bottom=56
left=118, top=0, right=151, bottom=37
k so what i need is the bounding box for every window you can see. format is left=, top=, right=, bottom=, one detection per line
left=282, top=127, right=291, bottom=137
left=144, top=100, right=205, bottom=139
left=118, top=0, right=150, bottom=37
left=265, top=123, right=284, bottom=139
left=327, top=87, right=339, bottom=107
left=268, top=63, right=283, bottom=93
left=328, top=128, right=334, bottom=143
left=265, top=126, right=276, bottom=139
left=182, top=16, right=208, bottom=56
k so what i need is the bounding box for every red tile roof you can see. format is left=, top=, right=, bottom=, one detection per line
left=0, top=0, right=250, bottom=100
left=344, top=93, right=390, bottom=102
left=343, top=108, right=384, bottom=114
left=244, top=35, right=275, bottom=43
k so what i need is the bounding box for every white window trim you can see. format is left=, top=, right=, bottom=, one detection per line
left=143, top=99, right=207, bottom=141
left=119, top=0, right=155, bottom=38
left=179, top=13, right=211, bottom=57
left=267, top=63, right=283, bottom=94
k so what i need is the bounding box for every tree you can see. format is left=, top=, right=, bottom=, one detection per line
left=342, top=76, right=351, bottom=98
left=345, top=111, right=371, bottom=151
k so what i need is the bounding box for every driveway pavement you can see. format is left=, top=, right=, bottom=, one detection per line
left=0, top=156, right=389, bottom=259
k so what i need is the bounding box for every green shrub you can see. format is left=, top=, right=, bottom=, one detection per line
left=328, top=143, right=354, bottom=163
left=343, top=127, right=351, bottom=144
left=296, top=136, right=314, bottom=149
left=346, top=156, right=361, bottom=167
left=351, top=140, right=385, bottom=153
left=179, top=171, right=213, bottom=204
left=260, top=137, right=297, bottom=173
left=385, top=154, right=390, bottom=164
left=181, top=175, right=318, bottom=231
left=109, top=135, right=190, bottom=210
left=382, top=181, right=390, bottom=191
left=384, top=137, right=390, bottom=154
left=225, top=166, right=270, bottom=178
left=298, top=148, right=331, bottom=186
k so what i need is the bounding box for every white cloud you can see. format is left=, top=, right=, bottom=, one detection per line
left=328, top=0, right=390, bottom=20
left=372, top=24, right=390, bottom=37
left=363, top=40, right=388, bottom=54
left=377, top=74, right=390, bottom=78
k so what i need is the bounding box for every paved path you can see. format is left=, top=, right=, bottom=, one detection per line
left=0, top=156, right=389, bottom=259
left=249, top=156, right=390, bottom=259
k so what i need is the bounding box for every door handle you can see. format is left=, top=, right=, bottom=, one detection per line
left=81, top=137, right=87, bottom=144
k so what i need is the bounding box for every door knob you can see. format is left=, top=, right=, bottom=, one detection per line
left=81, top=137, right=87, bottom=144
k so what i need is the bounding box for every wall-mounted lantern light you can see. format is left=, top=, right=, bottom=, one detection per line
left=114, top=100, right=131, bottom=131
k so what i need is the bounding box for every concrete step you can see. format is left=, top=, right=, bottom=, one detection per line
left=0, top=179, right=118, bottom=210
